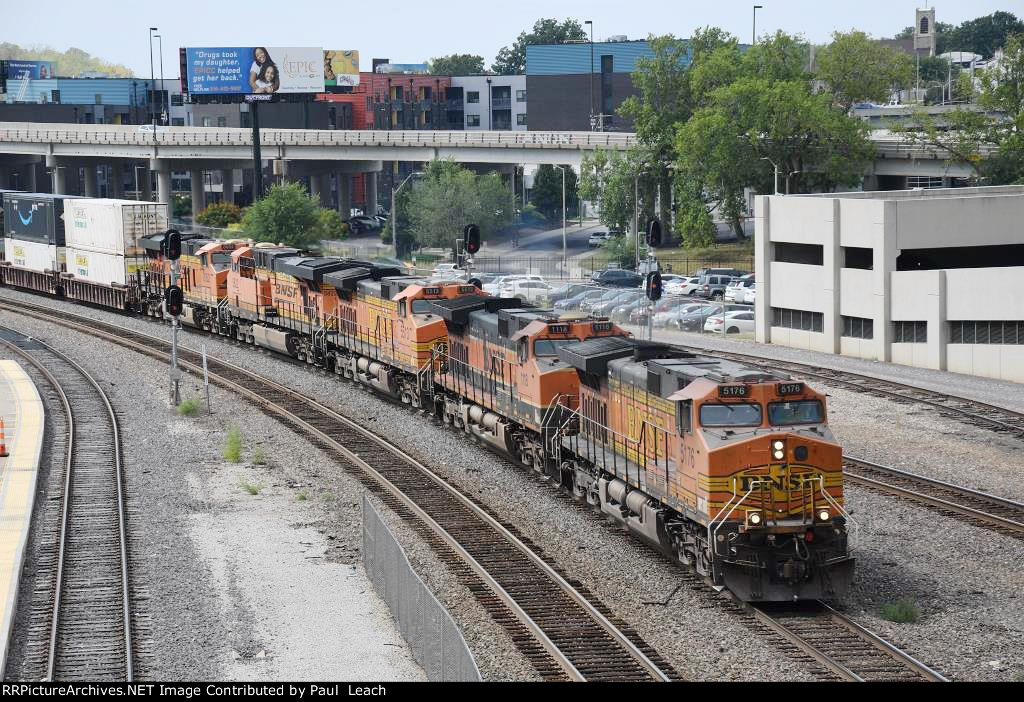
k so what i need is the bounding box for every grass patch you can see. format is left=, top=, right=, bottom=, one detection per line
left=251, top=447, right=266, bottom=466
left=177, top=397, right=203, bottom=417
left=240, top=481, right=263, bottom=496
left=223, top=425, right=243, bottom=463
left=322, top=491, right=335, bottom=502
left=296, top=492, right=307, bottom=501
left=880, top=599, right=920, bottom=624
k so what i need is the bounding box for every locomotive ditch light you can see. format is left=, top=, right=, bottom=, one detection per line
left=747, top=511, right=763, bottom=527
left=818, top=509, right=830, bottom=522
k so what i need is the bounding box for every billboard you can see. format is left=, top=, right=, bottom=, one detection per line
left=324, top=50, right=359, bottom=87
left=7, top=60, right=56, bottom=80
left=184, top=47, right=325, bottom=95
left=375, top=63, right=429, bottom=74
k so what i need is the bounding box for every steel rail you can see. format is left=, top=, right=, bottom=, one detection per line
left=0, top=327, right=132, bottom=681
left=0, top=301, right=673, bottom=683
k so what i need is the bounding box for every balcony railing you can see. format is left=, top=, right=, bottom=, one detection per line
left=490, top=97, right=512, bottom=109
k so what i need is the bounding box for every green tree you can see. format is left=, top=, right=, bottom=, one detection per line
left=240, top=181, right=321, bottom=249
left=399, top=160, right=511, bottom=252
left=599, top=234, right=637, bottom=269
left=492, top=18, right=587, bottom=75
left=531, top=165, right=578, bottom=220
left=428, top=54, right=486, bottom=75
left=580, top=149, right=648, bottom=234
left=195, top=202, right=242, bottom=229
left=817, top=31, right=915, bottom=109
left=938, top=11, right=1024, bottom=58
left=0, top=42, right=132, bottom=77
left=314, top=208, right=348, bottom=241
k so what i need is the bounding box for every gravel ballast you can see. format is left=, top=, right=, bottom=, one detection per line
left=3, top=290, right=1023, bottom=681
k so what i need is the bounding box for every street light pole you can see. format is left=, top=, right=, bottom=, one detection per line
left=155, top=34, right=166, bottom=125
left=148, top=27, right=157, bottom=136
left=753, top=5, right=763, bottom=45
left=585, top=20, right=594, bottom=129
left=555, top=165, right=567, bottom=265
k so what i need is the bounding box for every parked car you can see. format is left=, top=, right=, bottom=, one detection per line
left=592, top=291, right=644, bottom=317
left=673, top=304, right=724, bottom=332
left=484, top=275, right=539, bottom=295
left=693, top=267, right=748, bottom=279
left=588, top=232, right=612, bottom=247
left=724, top=276, right=755, bottom=302
left=580, top=289, right=626, bottom=313
left=695, top=275, right=736, bottom=300
left=742, top=283, right=757, bottom=305
left=610, top=296, right=651, bottom=323
left=664, top=276, right=701, bottom=296
left=655, top=302, right=706, bottom=328
left=373, top=214, right=389, bottom=227
left=633, top=297, right=695, bottom=326
left=503, top=280, right=554, bottom=303
left=496, top=274, right=546, bottom=296
left=704, top=310, right=756, bottom=335
left=546, top=283, right=597, bottom=306
left=554, top=288, right=607, bottom=312
left=591, top=269, right=643, bottom=288
left=346, top=215, right=381, bottom=234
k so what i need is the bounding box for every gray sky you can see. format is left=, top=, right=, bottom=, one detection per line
left=4, top=0, right=1022, bottom=76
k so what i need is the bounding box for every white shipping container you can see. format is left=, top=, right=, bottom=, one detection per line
left=65, top=199, right=169, bottom=256
left=66, top=247, right=149, bottom=286
left=4, top=238, right=65, bottom=272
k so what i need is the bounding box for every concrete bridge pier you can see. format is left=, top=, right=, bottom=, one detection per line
left=337, top=172, right=352, bottom=218
left=190, top=169, right=206, bottom=220
left=221, top=168, right=235, bottom=205
left=109, top=162, right=124, bottom=198
left=46, top=155, right=67, bottom=195
left=365, top=173, right=378, bottom=215
left=150, top=159, right=170, bottom=207
left=83, top=164, right=98, bottom=198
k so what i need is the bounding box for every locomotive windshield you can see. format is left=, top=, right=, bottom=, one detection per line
left=768, top=400, right=825, bottom=426
left=699, top=403, right=762, bottom=427
left=534, top=339, right=579, bottom=356
left=411, top=299, right=433, bottom=314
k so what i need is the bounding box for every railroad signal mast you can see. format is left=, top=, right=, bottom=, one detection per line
left=644, top=219, right=662, bottom=340
left=461, top=223, right=480, bottom=283
left=164, top=229, right=182, bottom=406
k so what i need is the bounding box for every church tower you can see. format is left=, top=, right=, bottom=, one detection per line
left=914, top=7, right=937, bottom=56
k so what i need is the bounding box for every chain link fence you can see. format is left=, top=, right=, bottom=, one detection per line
left=362, top=494, right=481, bottom=682
left=468, top=255, right=754, bottom=281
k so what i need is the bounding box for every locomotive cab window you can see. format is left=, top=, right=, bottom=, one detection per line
left=534, top=339, right=577, bottom=356
left=398, top=300, right=407, bottom=317
left=676, top=400, right=692, bottom=434
left=411, top=299, right=432, bottom=314
left=699, top=403, right=762, bottom=427
left=518, top=338, right=529, bottom=362
left=768, top=400, right=824, bottom=426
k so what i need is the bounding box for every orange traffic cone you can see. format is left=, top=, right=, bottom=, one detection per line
left=0, top=418, right=8, bottom=457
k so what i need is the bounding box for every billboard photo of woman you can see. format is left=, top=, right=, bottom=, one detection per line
left=248, top=47, right=273, bottom=93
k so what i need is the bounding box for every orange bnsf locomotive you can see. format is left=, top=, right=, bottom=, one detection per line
left=0, top=230, right=855, bottom=601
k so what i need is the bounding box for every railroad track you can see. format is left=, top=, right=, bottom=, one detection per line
left=0, top=302, right=679, bottom=682
left=751, top=602, right=947, bottom=682
left=0, top=326, right=132, bottom=681
left=677, top=344, right=1024, bottom=439
left=842, top=456, right=1024, bottom=540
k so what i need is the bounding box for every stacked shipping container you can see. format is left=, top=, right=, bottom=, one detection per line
left=63, top=199, right=169, bottom=286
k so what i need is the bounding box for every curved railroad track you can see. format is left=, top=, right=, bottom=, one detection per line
left=751, top=602, right=947, bottom=682
left=842, top=456, right=1024, bottom=540
left=0, top=301, right=679, bottom=682
left=0, top=326, right=132, bottom=681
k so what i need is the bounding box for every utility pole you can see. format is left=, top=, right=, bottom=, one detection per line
left=753, top=5, right=763, bottom=45
left=155, top=34, right=166, bottom=125
left=585, top=20, right=594, bottom=129
left=148, top=27, right=158, bottom=142
left=251, top=101, right=263, bottom=199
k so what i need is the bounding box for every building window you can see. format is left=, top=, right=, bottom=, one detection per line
left=172, top=118, right=185, bottom=126
left=841, top=316, right=874, bottom=339
left=772, top=307, right=823, bottom=333
left=774, top=242, right=824, bottom=265
left=467, top=114, right=480, bottom=127
left=217, top=117, right=227, bottom=127
left=906, top=175, right=944, bottom=189
left=467, top=91, right=480, bottom=103
left=949, top=321, right=1024, bottom=345
left=51, top=90, right=61, bottom=103
left=842, top=247, right=873, bottom=270
left=516, top=113, right=527, bottom=126
left=202, top=116, right=212, bottom=127
left=171, top=94, right=184, bottom=106
left=920, top=16, right=930, bottom=34
left=893, top=321, right=927, bottom=343
left=516, top=89, right=526, bottom=102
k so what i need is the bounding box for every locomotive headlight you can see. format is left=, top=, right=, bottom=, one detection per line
left=772, top=440, right=785, bottom=460
left=747, top=511, right=763, bottom=526
left=818, top=509, right=830, bottom=522
left=773, top=449, right=785, bottom=460
left=772, top=440, right=784, bottom=451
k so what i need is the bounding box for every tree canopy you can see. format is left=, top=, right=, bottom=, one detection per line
left=816, top=31, right=915, bottom=109
left=0, top=42, right=132, bottom=77
left=531, top=165, right=578, bottom=221
left=398, top=160, right=511, bottom=253
left=428, top=54, right=486, bottom=76
left=240, top=181, right=325, bottom=249
left=492, top=18, right=587, bottom=75
left=895, top=11, right=1024, bottom=58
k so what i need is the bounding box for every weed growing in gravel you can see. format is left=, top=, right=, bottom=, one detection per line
left=251, top=447, right=266, bottom=465
left=322, top=491, right=335, bottom=502
left=880, top=599, right=920, bottom=623
left=240, top=481, right=263, bottom=496
left=177, top=397, right=202, bottom=417
left=296, top=492, right=307, bottom=501
left=224, top=425, right=243, bottom=463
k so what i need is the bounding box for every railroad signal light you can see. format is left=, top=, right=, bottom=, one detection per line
left=646, top=272, right=663, bottom=302
left=646, top=218, right=663, bottom=248
left=165, top=285, right=183, bottom=317
left=164, top=229, right=182, bottom=261
left=464, top=224, right=481, bottom=255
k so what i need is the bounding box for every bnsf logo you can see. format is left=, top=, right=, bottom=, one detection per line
left=274, top=283, right=298, bottom=298
left=739, top=472, right=815, bottom=493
